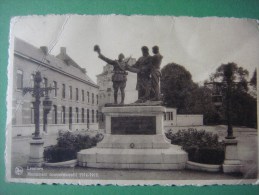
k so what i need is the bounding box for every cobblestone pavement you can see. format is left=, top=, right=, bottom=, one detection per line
left=9, top=126, right=258, bottom=181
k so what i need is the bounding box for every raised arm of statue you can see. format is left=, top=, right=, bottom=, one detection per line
left=98, top=53, right=117, bottom=66
left=94, top=45, right=117, bottom=66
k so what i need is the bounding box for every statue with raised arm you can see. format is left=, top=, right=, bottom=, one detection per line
left=127, top=46, right=153, bottom=103
left=94, top=45, right=128, bottom=105
left=150, top=46, right=163, bottom=101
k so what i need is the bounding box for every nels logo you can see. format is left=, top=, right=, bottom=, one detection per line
left=14, top=166, right=24, bottom=176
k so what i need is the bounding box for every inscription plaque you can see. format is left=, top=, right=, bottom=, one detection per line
left=111, top=116, right=156, bottom=135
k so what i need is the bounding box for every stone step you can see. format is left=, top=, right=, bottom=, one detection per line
left=97, top=134, right=171, bottom=149
left=77, top=145, right=188, bottom=170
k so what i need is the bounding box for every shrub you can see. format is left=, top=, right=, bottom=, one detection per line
left=44, top=146, right=77, bottom=163
left=166, top=128, right=225, bottom=165
left=44, top=131, right=103, bottom=163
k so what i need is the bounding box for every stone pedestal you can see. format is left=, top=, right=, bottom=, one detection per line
left=78, top=106, right=188, bottom=170
left=27, top=139, right=44, bottom=167
left=223, top=139, right=243, bottom=173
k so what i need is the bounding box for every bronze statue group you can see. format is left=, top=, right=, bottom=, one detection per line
left=94, top=45, right=163, bottom=105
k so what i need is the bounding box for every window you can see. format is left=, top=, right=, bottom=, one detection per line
left=82, top=90, right=85, bottom=102
left=76, top=107, right=79, bottom=123
left=101, top=113, right=104, bottom=122
left=62, top=84, right=66, bottom=98
left=92, top=110, right=94, bottom=123
left=43, top=77, right=48, bottom=96
left=164, top=112, right=173, bottom=121
left=52, top=105, right=57, bottom=124
left=96, top=95, right=98, bottom=105
left=167, top=112, right=172, bottom=120
left=96, top=110, right=98, bottom=122
left=87, top=109, right=89, bottom=124
left=30, top=74, right=35, bottom=88
left=87, top=91, right=90, bottom=103
left=82, top=108, right=84, bottom=123
left=43, top=77, right=48, bottom=88
left=69, top=86, right=72, bottom=99
left=92, top=93, right=94, bottom=104
left=31, top=103, right=34, bottom=124
left=52, top=81, right=57, bottom=97
left=76, top=88, right=79, bottom=101
left=61, top=106, right=66, bottom=124
left=17, top=69, right=23, bottom=89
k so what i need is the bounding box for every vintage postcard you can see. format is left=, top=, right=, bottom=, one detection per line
left=5, top=15, right=259, bottom=185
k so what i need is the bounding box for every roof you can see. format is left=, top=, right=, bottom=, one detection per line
left=14, top=37, right=98, bottom=88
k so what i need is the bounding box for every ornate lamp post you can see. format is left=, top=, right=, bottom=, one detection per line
left=205, top=63, right=235, bottom=139
left=223, top=64, right=235, bottom=139
left=205, top=63, right=243, bottom=173
left=22, top=71, right=56, bottom=167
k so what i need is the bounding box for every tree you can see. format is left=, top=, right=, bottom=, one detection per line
left=161, top=63, right=219, bottom=124
left=249, top=69, right=257, bottom=98
left=250, top=69, right=257, bottom=87
left=161, top=63, right=195, bottom=113
left=208, top=63, right=257, bottom=128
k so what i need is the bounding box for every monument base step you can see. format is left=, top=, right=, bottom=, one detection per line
left=97, top=134, right=171, bottom=149
left=77, top=145, right=188, bottom=170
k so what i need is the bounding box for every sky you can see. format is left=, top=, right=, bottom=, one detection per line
left=11, top=15, right=259, bottom=84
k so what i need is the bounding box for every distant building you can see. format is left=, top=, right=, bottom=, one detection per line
left=164, top=108, right=203, bottom=130
left=12, top=38, right=99, bottom=137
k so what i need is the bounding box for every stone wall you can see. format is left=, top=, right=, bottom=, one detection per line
left=176, top=115, right=203, bottom=126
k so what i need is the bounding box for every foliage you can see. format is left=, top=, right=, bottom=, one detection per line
left=230, top=90, right=257, bottom=128
left=161, top=62, right=257, bottom=127
left=208, top=63, right=257, bottom=128
left=44, top=146, right=77, bottom=163
left=161, top=63, right=195, bottom=113
left=44, top=131, right=104, bottom=163
left=185, top=147, right=225, bottom=164
left=210, top=62, right=249, bottom=92
left=161, top=63, right=219, bottom=124
left=166, top=128, right=225, bottom=164
left=250, top=69, right=257, bottom=88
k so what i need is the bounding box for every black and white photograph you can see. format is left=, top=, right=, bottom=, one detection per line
left=6, top=15, right=258, bottom=185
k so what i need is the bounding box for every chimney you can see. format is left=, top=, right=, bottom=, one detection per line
left=60, top=47, right=66, bottom=55
left=40, top=46, right=48, bottom=55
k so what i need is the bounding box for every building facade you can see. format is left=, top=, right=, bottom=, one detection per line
left=12, top=38, right=99, bottom=137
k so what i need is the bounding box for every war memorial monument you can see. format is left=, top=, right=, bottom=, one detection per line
left=77, top=45, right=188, bottom=169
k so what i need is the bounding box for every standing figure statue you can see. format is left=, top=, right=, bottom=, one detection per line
left=150, top=46, right=163, bottom=101
left=94, top=45, right=128, bottom=105
left=126, top=46, right=153, bottom=103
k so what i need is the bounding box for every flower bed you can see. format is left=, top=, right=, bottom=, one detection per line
left=166, top=128, right=225, bottom=165
left=44, top=131, right=103, bottom=163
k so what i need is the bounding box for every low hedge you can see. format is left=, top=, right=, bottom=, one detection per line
left=44, top=131, right=104, bottom=163
left=166, top=128, right=225, bottom=165
left=44, top=146, right=77, bottom=163
left=185, top=147, right=225, bottom=164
